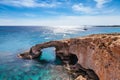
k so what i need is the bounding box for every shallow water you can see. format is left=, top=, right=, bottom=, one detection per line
left=0, top=26, right=120, bottom=80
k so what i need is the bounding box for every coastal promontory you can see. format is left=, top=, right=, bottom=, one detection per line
left=18, top=33, right=120, bottom=80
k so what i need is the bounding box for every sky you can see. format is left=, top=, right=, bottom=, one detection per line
left=0, top=0, right=120, bottom=26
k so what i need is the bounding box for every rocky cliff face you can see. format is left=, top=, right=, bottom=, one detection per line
left=18, top=33, right=120, bottom=80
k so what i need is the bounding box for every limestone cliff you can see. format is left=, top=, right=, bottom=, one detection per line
left=18, top=33, right=120, bottom=80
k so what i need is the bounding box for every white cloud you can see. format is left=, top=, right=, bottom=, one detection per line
left=72, top=3, right=93, bottom=13
left=0, top=16, right=120, bottom=26
left=72, top=1, right=114, bottom=15
left=94, top=0, right=112, bottom=8
left=0, top=0, right=57, bottom=8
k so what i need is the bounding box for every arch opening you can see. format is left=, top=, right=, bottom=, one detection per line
left=39, top=47, right=56, bottom=62
left=39, top=47, right=63, bottom=65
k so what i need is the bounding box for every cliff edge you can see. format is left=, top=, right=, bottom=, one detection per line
left=18, top=33, right=120, bottom=80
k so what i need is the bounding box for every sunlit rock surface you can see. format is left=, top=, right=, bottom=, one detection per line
left=75, top=75, right=86, bottom=80
left=18, top=33, right=120, bottom=80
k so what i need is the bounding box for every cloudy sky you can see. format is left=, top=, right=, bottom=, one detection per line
left=0, top=0, right=120, bottom=26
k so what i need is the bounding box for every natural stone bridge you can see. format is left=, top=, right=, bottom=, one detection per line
left=18, top=33, right=120, bottom=80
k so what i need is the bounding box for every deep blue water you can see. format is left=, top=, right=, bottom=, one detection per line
left=0, top=26, right=120, bottom=80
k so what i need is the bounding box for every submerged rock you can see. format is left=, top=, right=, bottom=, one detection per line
left=18, top=33, right=120, bottom=80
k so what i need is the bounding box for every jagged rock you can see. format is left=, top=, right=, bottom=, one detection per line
left=18, top=33, right=120, bottom=80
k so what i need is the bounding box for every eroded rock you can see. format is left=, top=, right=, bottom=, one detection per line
left=18, top=33, right=120, bottom=80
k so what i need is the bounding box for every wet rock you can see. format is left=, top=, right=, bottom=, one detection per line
left=18, top=33, right=120, bottom=80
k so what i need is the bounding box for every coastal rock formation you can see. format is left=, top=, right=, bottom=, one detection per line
left=18, top=33, right=120, bottom=80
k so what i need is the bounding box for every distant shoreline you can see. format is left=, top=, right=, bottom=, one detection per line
left=0, top=25, right=120, bottom=27
left=94, top=25, right=120, bottom=27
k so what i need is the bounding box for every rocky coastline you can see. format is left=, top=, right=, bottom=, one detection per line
left=18, top=33, right=120, bottom=80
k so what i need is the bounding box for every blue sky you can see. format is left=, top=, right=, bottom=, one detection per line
left=0, top=0, right=120, bottom=26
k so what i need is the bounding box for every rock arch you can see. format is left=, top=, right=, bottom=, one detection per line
left=17, top=33, right=120, bottom=80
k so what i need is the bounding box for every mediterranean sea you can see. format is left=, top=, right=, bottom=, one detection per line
left=0, top=26, right=120, bottom=80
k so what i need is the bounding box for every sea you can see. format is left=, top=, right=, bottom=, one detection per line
left=0, top=26, right=120, bottom=80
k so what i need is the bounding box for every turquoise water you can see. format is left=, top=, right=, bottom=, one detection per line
left=0, top=26, right=120, bottom=80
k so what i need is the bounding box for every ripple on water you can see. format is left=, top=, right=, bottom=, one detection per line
left=0, top=54, right=73, bottom=80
